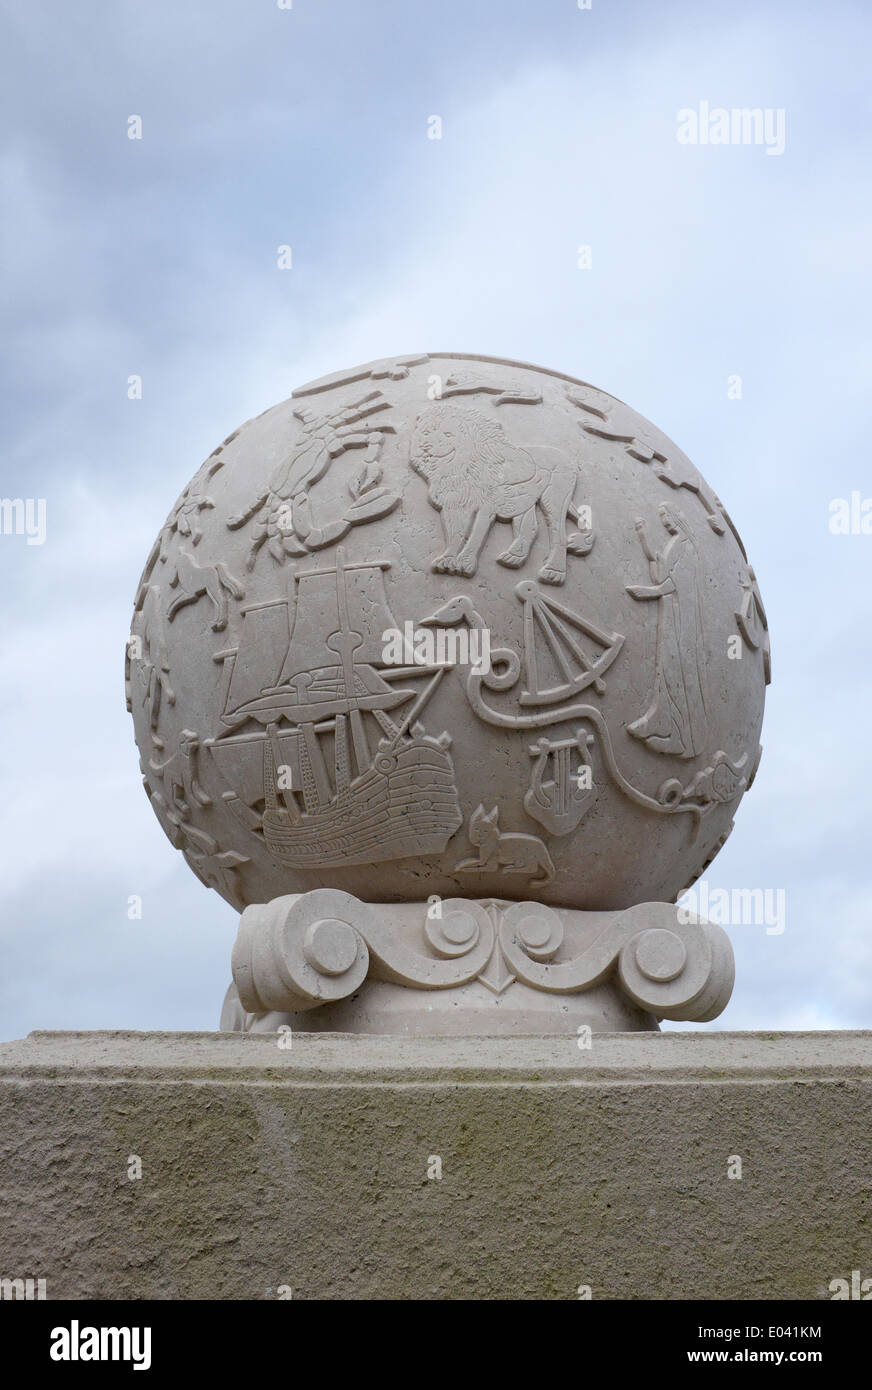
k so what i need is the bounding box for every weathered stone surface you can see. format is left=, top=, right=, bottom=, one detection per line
left=127, top=354, right=768, bottom=916
left=222, top=896, right=734, bottom=1032
left=0, top=1030, right=866, bottom=1301
left=126, top=354, right=768, bottom=1032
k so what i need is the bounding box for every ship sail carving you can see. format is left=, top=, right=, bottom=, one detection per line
left=208, top=549, right=462, bottom=867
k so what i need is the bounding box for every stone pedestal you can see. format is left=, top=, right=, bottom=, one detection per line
left=127, top=354, right=770, bottom=1042
left=1, top=1030, right=868, bottom=1300
left=223, top=894, right=734, bottom=1034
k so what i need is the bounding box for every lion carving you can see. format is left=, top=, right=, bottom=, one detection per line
left=409, top=403, right=593, bottom=583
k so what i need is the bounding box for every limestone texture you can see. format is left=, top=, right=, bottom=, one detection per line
left=0, top=1030, right=865, bottom=1302
left=127, top=353, right=769, bottom=916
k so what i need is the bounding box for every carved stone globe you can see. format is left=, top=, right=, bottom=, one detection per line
left=127, top=353, right=769, bottom=1033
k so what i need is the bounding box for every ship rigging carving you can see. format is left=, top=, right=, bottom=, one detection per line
left=206, top=549, right=462, bottom=868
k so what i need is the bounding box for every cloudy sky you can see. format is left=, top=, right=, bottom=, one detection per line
left=1, top=0, right=870, bottom=1038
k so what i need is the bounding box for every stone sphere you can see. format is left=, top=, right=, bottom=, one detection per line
left=127, top=353, right=769, bottom=914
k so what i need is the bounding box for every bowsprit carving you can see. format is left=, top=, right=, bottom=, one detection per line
left=626, top=505, right=708, bottom=758
left=455, top=805, right=555, bottom=885
left=227, top=391, right=401, bottom=569
left=410, top=403, right=594, bottom=583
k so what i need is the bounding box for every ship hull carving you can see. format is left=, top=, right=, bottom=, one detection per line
left=262, top=733, right=461, bottom=867
left=209, top=548, right=464, bottom=869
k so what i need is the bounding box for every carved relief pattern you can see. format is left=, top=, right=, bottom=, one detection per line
left=625, top=505, right=708, bottom=758
left=524, top=730, right=596, bottom=835
left=290, top=353, right=431, bottom=397
left=409, top=403, right=594, bottom=583
left=166, top=550, right=245, bottom=631
left=142, top=767, right=250, bottom=911
left=158, top=450, right=227, bottom=557
left=229, top=890, right=733, bottom=1023
left=227, top=392, right=401, bottom=569
left=736, top=564, right=772, bottom=684
left=126, top=355, right=766, bottom=929
left=437, top=367, right=543, bottom=405
left=454, top=805, right=555, bottom=885
left=205, top=549, right=463, bottom=869
left=128, top=437, right=252, bottom=897
left=127, top=584, right=174, bottom=746
left=565, top=385, right=744, bottom=546
left=418, top=572, right=755, bottom=844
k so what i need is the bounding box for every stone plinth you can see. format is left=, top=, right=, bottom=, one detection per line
left=1, top=1031, right=869, bottom=1300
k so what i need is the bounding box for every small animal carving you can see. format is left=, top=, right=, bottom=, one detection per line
left=410, top=403, right=593, bottom=584
left=439, top=369, right=543, bottom=406
left=166, top=549, right=244, bottom=631
left=455, top=804, right=555, bottom=884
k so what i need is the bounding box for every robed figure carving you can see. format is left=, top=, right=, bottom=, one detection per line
left=626, top=504, right=708, bottom=759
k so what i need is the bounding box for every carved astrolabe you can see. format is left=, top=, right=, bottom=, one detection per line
left=127, top=354, right=768, bottom=1031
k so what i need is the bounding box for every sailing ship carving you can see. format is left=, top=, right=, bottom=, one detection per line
left=207, top=549, right=462, bottom=868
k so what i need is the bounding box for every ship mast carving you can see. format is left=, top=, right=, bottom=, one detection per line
left=207, top=548, right=462, bottom=867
